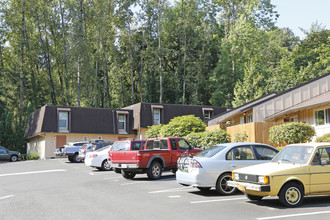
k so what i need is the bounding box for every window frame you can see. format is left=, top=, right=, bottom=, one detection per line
left=153, top=108, right=161, bottom=125
left=314, top=109, right=330, bottom=126
left=58, top=111, right=69, bottom=133
left=118, top=114, right=126, bottom=133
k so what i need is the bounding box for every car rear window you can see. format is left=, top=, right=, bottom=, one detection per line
left=96, top=146, right=111, bottom=152
left=195, top=145, right=226, bottom=158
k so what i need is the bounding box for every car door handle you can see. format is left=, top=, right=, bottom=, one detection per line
left=122, top=152, right=126, bottom=155
left=231, top=165, right=237, bottom=168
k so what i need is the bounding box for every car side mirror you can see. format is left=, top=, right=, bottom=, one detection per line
left=321, top=159, right=327, bottom=165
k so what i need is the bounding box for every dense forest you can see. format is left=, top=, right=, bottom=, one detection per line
left=0, top=0, right=329, bottom=152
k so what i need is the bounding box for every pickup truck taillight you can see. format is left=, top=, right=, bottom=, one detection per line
left=137, top=153, right=142, bottom=161
left=190, top=159, right=202, bottom=168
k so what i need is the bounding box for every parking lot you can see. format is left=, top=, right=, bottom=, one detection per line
left=1, top=159, right=330, bottom=220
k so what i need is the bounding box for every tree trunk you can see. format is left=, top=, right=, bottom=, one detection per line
left=95, top=23, right=101, bottom=107
left=128, top=11, right=134, bottom=104
left=158, top=0, right=162, bottom=104
left=19, top=0, right=26, bottom=110
left=77, top=56, right=81, bottom=107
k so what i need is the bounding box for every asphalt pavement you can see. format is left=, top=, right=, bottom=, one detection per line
left=1, top=158, right=330, bottom=220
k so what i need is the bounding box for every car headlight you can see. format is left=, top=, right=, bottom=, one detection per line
left=232, top=173, right=239, bottom=180
left=258, top=176, right=269, bottom=184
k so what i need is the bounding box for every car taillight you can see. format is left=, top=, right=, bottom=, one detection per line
left=137, top=153, right=142, bottom=161
left=190, top=159, right=202, bottom=168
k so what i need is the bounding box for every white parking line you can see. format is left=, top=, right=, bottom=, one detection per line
left=256, top=211, right=330, bottom=220
left=89, top=172, right=110, bottom=176
left=149, top=187, right=194, bottom=194
left=104, top=177, right=122, bottom=180
left=0, top=195, right=15, bottom=200
left=190, top=197, right=246, bottom=204
left=121, top=181, right=149, bottom=186
left=0, top=169, right=67, bottom=177
left=168, top=195, right=181, bottom=198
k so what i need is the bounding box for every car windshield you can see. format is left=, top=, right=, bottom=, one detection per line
left=195, top=145, right=226, bottom=158
left=96, top=146, right=110, bottom=152
left=272, top=145, right=314, bottom=165
left=111, top=142, right=130, bottom=151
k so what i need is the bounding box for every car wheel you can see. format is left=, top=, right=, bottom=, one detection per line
left=147, top=161, right=162, bottom=180
left=72, top=153, right=82, bottom=163
left=215, top=173, right=237, bottom=195
left=10, top=155, right=18, bottom=162
left=101, top=160, right=112, bottom=171
left=279, top=182, right=304, bottom=207
left=121, top=170, right=136, bottom=179
left=197, top=187, right=211, bottom=192
left=171, top=168, right=177, bottom=174
left=68, top=156, right=73, bottom=162
left=246, top=194, right=263, bottom=201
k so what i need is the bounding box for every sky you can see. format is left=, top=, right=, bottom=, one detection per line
left=272, top=0, right=330, bottom=38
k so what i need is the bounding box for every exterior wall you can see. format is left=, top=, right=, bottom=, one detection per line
left=226, top=122, right=285, bottom=147
left=254, top=74, right=330, bottom=122
left=270, top=103, right=330, bottom=139
left=28, top=133, right=137, bottom=159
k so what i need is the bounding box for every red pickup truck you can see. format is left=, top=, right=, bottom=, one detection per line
left=109, top=137, right=202, bottom=180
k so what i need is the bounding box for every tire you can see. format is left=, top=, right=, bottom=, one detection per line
left=246, top=194, right=263, bottom=201
left=114, top=168, right=121, bottom=174
left=72, top=153, right=82, bottom=163
left=215, top=173, right=237, bottom=195
left=68, top=156, right=73, bottom=162
left=121, top=170, right=136, bottom=179
left=278, top=182, right=304, bottom=207
left=101, top=160, right=112, bottom=171
left=146, top=161, right=162, bottom=180
left=10, top=155, right=18, bottom=162
left=197, top=187, right=211, bottom=192
left=171, top=168, right=177, bottom=174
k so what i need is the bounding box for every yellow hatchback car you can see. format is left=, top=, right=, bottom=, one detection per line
left=228, top=143, right=330, bottom=207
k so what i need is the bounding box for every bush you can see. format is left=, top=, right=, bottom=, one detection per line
left=234, top=132, right=248, bottom=142
left=186, top=130, right=231, bottom=150
left=22, top=153, right=40, bottom=160
left=159, top=115, right=206, bottom=137
left=316, top=133, right=330, bottom=142
left=269, top=122, right=316, bottom=144
left=145, top=124, right=163, bottom=138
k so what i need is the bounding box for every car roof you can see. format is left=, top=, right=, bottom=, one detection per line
left=286, top=143, right=330, bottom=148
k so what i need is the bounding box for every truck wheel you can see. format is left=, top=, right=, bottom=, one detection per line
left=68, top=156, right=73, bottom=162
left=279, top=182, right=304, bottom=207
left=121, top=170, right=136, bottom=179
left=101, top=160, right=112, bottom=171
left=147, top=161, right=162, bottom=180
left=246, top=194, right=263, bottom=201
left=10, top=155, right=18, bottom=162
left=72, top=153, right=81, bottom=163
left=215, top=173, right=237, bottom=195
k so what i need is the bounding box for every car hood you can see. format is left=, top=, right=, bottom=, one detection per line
left=233, top=162, right=307, bottom=176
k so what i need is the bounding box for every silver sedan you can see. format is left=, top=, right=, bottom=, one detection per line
left=176, top=143, right=279, bottom=195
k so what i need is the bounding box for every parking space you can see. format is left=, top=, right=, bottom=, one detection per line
left=1, top=159, right=330, bottom=220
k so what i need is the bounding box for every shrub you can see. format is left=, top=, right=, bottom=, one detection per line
left=316, top=133, right=330, bottom=142
left=234, top=132, right=248, bottom=142
left=186, top=130, right=231, bottom=150
left=269, top=122, right=316, bottom=144
left=145, top=124, right=163, bottom=138
left=22, top=153, right=40, bottom=160
left=159, top=115, right=206, bottom=137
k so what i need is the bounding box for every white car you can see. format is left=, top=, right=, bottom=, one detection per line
left=85, top=145, right=112, bottom=171
left=176, top=143, right=279, bottom=195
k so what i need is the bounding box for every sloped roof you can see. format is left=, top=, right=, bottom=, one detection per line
left=265, top=91, right=330, bottom=120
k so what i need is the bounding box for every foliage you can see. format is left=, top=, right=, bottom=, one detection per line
left=145, top=124, right=163, bottom=139
left=185, top=132, right=204, bottom=148
left=22, top=153, right=40, bottom=160
left=159, top=115, right=206, bottom=137
left=316, top=133, right=330, bottom=143
left=186, top=130, right=230, bottom=149
left=269, top=123, right=316, bottom=144
left=234, top=132, right=248, bottom=142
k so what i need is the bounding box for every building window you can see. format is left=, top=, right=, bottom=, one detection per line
left=247, top=114, right=253, bottom=123
left=58, top=111, right=69, bottom=132
left=153, top=108, right=161, bottom=125
left=203, top=108, right=213, bottom=120
left=315, top=109, right=330, bottom=126
left=240, top=117, right=244, bottom=124
left=290, top=116, right=298, bottom=122
left=118, top=115, right=126, bottom=133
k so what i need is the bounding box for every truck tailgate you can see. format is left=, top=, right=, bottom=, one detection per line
left=110, top=151, right=140, bottom=164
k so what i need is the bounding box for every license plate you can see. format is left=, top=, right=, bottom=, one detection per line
left=237, top=184, right=246, bottom=191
